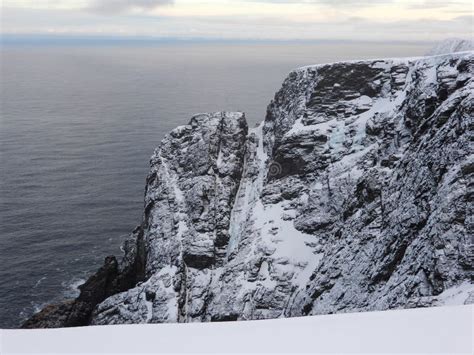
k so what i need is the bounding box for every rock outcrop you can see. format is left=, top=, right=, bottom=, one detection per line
left=24, top=51, right=474, bottom=328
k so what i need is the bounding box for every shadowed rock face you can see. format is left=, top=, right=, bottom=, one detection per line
left=22, top=227, right=147, bottom=328
left=23, top=52, right=474, bottom=328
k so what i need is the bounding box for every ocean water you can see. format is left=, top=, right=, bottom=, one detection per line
left=0, top=42, right=430, bottom=328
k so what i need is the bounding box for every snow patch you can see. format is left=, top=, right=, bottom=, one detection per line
left=227, top=123, right=268, bottom=257
left=436, top=282, right=474, bottom=306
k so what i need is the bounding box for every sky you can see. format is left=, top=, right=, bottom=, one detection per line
left=1, top=0, right=473, bottom=42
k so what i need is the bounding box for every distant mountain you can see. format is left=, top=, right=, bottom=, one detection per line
left=24, top=50, right=474, bottom=328
left=426, top=38, right=474, bottom=55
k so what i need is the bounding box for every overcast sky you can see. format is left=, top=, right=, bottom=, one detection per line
left=2, top=0, right=472, bottom=41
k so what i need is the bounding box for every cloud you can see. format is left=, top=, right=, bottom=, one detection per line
left=406, top=0, right=473, bottom=9
left=88, top=0, right=174, bottom=14
left=3, top=0, right=471, bottom=42
left=309, top=0, right=392, bottom=4
left=243, top=0, right=394, bottom=6
left=244, top=0, right=472, bottom=9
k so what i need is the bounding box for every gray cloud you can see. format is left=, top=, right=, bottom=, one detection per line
left=88, top=0, right=174, bottom=14
left=170, top=12, right=470, bottom=42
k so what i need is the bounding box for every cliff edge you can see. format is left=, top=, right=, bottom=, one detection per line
left=24, top=51, right=474, bottom=328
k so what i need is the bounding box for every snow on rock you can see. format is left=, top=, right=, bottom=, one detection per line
left=23, top=51, right=474, bottom=328
left=426, top=38, right=474, bottom=56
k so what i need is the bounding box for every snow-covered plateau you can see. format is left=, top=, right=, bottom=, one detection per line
left=3, top=305, right=473, bottom=354
left=23, top=50, right=474, bottom=328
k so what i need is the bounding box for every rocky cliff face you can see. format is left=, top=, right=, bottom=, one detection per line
left=24, top=51, right=474, bottom=328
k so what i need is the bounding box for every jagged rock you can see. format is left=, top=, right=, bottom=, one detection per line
left=22, top=256, right=119, bottom=328
left=22, top=227, right=147, bottom=328
left=24, top=51, right=474, bottom=328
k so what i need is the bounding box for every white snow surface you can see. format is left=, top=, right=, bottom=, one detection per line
left=3, top=305, right=473, bottom=354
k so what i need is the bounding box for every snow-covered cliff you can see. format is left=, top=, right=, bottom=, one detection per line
left=426, top=38, right=473, bottom=55
left=24, top=51, right=474, bottom=328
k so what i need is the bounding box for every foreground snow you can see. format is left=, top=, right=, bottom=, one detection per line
left=2, top=305, right=472, bottom=354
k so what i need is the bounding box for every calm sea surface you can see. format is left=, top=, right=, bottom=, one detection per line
left=0, top=42, right=429, bottom=327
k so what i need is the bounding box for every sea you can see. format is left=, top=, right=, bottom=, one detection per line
left=0, top=40, right=430, bottom=328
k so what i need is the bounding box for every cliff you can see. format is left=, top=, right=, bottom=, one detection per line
left=24, top=51, right=474, bottom=328
left=426, top=38, right=473, bottom=56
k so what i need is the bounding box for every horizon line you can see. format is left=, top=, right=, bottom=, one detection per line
left=1, top=34, right=438, bottom=47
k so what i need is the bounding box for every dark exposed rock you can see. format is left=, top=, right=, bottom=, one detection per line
left=22, top=256, right=119, bottom=328
left=22, top=226, right=147, bottom=328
